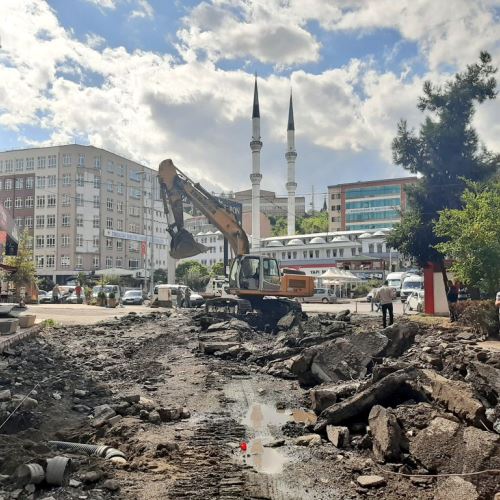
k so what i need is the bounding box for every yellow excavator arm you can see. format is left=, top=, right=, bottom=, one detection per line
left=158, top=159, right=250, bottom=259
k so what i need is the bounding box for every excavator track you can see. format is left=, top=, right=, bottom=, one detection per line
left=205, top=297, right=253, bottom=315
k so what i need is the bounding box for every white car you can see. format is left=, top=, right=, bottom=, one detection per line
left=302, top=288, right=336, bottom=304
left=406, top=290, right=424, bottom=312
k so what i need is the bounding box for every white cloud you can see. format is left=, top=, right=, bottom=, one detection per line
left=129, top=0, right=154, bottom=20
left=84, top=0, right=117, bottom=11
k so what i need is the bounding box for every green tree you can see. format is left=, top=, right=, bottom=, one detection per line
left=434, top=181, right=500, bottom=295
left=3, top=229, right=37, bottom=288
left=154, top=268, right=168, bottom=283
left=269, top=216, right=287, bottom=237
left=211, top=262, right=225, bottom=276
left=176, top=260, right=208, bottom=281
left=300, top=211, right=328, bottom=234
left=387, top=52, right=499, bottom=269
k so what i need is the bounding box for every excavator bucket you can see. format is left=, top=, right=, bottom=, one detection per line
left=170, top=228, right=210, bottom=259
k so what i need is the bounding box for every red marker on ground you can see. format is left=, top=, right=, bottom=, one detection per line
left=240, top=442, right=247, bottom=452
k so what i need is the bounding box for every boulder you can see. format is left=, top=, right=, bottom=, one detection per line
left=410, top=417, right=461, bottom=472
left=435, top=477, right=479, bottom=500
left=276, top=311, right=299, bottom=331
left=199, top=329, right=241, bottom=354
left=0, top=389, right=11, bottom=402
left=382, top=323, right=417, bottom=357
left=368, top=405, right=407, bottom=462
left=462, top=426, right=500, bottom=473
left=309, top=381, right=361, bottom=414
left=418, top=369, right=486, bottom=426
left=294, top=434, right=321, bottom=447
left=326, top=425, right=350, bottom=448
left=356, top=475, right=386, bottom=488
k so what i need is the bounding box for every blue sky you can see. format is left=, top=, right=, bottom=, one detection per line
left=0, top=0, right=499, bottom=201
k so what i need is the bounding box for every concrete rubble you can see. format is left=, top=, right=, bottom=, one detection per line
left=0, top=307, right=499, bottom=499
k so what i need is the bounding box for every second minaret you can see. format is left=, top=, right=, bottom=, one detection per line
left=250, top=76, right=263, bottom=249
left=286, top=91, right=297, bottom=236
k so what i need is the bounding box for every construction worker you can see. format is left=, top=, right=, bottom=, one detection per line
left=374, top=280, right=396, bottom=328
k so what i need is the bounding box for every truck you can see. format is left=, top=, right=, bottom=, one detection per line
left=158, top=159, right=315, bottom=319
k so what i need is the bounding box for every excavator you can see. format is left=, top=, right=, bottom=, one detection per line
left=158, top=159, right=315, bottom=319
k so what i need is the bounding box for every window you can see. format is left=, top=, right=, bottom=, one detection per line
left=76, top=255, right=83, bottom=268
left=35, top=215, right=45, bottom=228
left=368, top=244, right=374, bottom=253
left=76, top=234, right=83, bottom=247
left=93, top=215, right=100, bottom=228
left=116, top=239, right=123, bottom=250
left=106, top=217, right=113, bottom=229
left=15, top=159, right=24, bottom=171
left=117, top=164, right=124, bottom=177
left=129, top=259, right=139, bottom=269
left=106, top=198, right=113, bottom=211
left=47, top=195, right=56, bottom=208
left=26, top=177, right=34, bottom=189
left=46, top=255, right=55, bottom=268
left=15, top=178, right=23, bottom=189
left=63, top=154, right=71, bottom=166
left=5, top=160, right=13, bottom=172
left=107, top=181, right=113, bottom=192
left=48, top=155, right=56, bottom=168
left=36, top=256, right=44, bottom=268
left=25, top=217, right=33, bottom=228
left=93, top=256, right=99, bottom=268
left=129, top=187, right=140, bottom=199
left=106, top=238, right=113, bottom=249
left=36, top=196, right=45, bottom=208
left=116, top=219, right=123, bottom=230
left=62, top=214, right=70, bottom=227
left=26, top=158, right=34, bottom=171
left=36, top=235, right=45, bottom=248
left=93, top=236, right=99, bottom=247
left=47, top=214, right=55, bottom=228
left=5, top=179, right=12, bottom=190
left=76, top=214, right=83, bottom=227
left=339, top=249, right=344, bottom=257
left=117, top=201, right=123, bottom=213
left=61, top=256, right=70, bottom=268
left=15, top=217, right=23, bottom=227
left=46, top=234, right=55, bottom=247
left=128, top=206, right=140, bottom=217
left=117, top=182, right=123, bottom=194
left=94, top=156, right=101, bottom=169
left=37, top=156, right=46, bottom=169
left=15, top=198, right=23, bottom=209
left=129, top=223, right=139, bottom=233
left=76, top=173, right=84, bottom=187
left=105, top=256, right=113, bottom=268
left=107, top=160, right=114, bottom=173
left=62, top=194, right=70, bottom=207
left=76, top=193, right=84, bottom=206
left=129, top=241, right=139, bottom=252
left=116, top=257, right=122, bottom=267
left=62, top=174, right=70, bottom=186
left=94, top=176, right=101, bottom=189
left=377, top=243, right=383, bottom=253
left=61, top=235, right=70, bottom=247
left=37, top=176, right=46, bottom=189
left=48, top=175, right=56, bottom=188
left=78, top=153, right=85, bottom=167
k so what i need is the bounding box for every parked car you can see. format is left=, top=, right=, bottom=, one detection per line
left=302, top=288, right=336, bottom=304
left=189, top=291, right=205, bottom=307
left=400, top=275, right=424, bottom=302
left=122, top=290, right=144, bottom=305
left=406, top=290, right=424, bottom=312
left=39, top=291, right=52, bottom=304
left=65, top=292, right=79, bottom=304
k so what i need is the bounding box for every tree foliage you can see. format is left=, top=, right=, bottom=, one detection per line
left=269, top=216, right=287, bottom=237
left=211, top=262, right=225, bottom=276
left=3, top=230, right=37, bottom=286
left=434, top=181, right=500, bottom=295
left=269, top=212, right=328, bottom=237
left=176, top=260, right=210, bottom=290
left=154, top=268, right=168, bottom=283
left=387, top=52, right=499, bottom=266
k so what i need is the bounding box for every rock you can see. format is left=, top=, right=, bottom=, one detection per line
left=156, top=441, right=179, bottom=452
left=356, top=475, right=386, bottom=487
left=180, top=408, right=191, bottom=419
left=81, top=470, right=103, bottom=483
left=309, top=381, right=361, bottom=414
left=73, top=389, right=88, bottom=397
left=382, top=323, right=417, bottom=357
left=457, top=332, right=476, bottom=341
left=93, top=404, right=116, bottom=427
left=138, top=396, right=156, bottom=411
left=410, top=417, right=461, bottom=472
left=102, top=479, right=120, bottom=491
left=276, top=311, right=299, bottom=331
left=108, top=415, right=123, bottom=425
left=315, top=368, right=418, bottom=431
left=69, top=479, right=81, bottom=487
left=148, top=410, right=161, bottom=424
left=368, top=405, right=406, bottom=462
left=372, top=361, right=411, bottom=383
left=158, top=407, right=182, bottom=422
left=326, top=425, right=350, bottom=448
left=335, top=310, right=351, bottom=321
left=418, top=369, right=486, bottom=425
left=0, top=389, right=11, bottom=402
left=264, top=439, right=285, bottom=448
left=435, top=477, right=479, bottom=500
left=294, top=434, right=322, bottom=446
left=9, top=396, right=38, bottom=410
left=462, top=426, right=500, bottom=473
left=123, top=394, right=141, bottom=403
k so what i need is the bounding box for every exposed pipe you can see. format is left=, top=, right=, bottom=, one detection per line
left=48, top=441, right=126, bottom=462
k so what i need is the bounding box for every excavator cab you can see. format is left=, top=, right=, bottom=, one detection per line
left=229, top=255, right=281, bottom=292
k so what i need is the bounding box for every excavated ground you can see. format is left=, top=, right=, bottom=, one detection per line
left=0, top=309, right=499, bottom=499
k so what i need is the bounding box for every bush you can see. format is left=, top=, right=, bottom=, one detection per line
left=108, top=292, right=115, bottom=299
left=455, top=300, right=499, bottom=337
left=352, top=280, right=382, bottom=298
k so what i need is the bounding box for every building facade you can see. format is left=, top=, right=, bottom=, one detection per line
left=0, top=145, right=171, bottom=283
left=328, top=177, right=417, bottom=232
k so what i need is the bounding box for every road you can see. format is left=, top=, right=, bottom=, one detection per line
left=26, top=299, right=415, bottom=326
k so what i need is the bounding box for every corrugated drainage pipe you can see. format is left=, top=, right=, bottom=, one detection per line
left=48, top=441, right=126, bottom=463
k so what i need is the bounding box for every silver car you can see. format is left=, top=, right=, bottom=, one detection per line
left=302, top=287, right=336, bottom=304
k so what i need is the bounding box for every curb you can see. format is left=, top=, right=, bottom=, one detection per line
left=0, top=326, right=41, bottom=353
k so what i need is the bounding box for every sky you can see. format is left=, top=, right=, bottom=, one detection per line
left=0, top=0, right=499, bottom=206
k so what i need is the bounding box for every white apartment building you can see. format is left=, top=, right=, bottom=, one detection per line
left=0, top=145, right=170, bottom=284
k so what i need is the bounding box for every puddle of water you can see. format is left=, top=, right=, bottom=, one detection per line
left=243, top=403, right=289, bottom=430
left=242, top=438, right=288, bottom=474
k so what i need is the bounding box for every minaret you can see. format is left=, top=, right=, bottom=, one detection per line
left=250, top=76, right=263, bottom=249
left=286, top=91, right=297, bottom=236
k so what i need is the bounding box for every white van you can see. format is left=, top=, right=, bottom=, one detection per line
left=400, top=275, right=424, bottom=302
left=386, top=272, right=410, bottom=297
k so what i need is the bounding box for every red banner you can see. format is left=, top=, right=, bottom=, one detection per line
left=141, top=241, right=147, bottom=257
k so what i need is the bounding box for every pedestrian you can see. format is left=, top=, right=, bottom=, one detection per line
left=52, top=284, right=60, bottom=304
left=75, top=283, right=82, bottom=304
left=374, top=280, right=396, bottom=328
left=185, top=288, right=191, bottom=308
left=446, top=280, right=459, bottom=322
left=176, top=288, right=183, bottom=309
